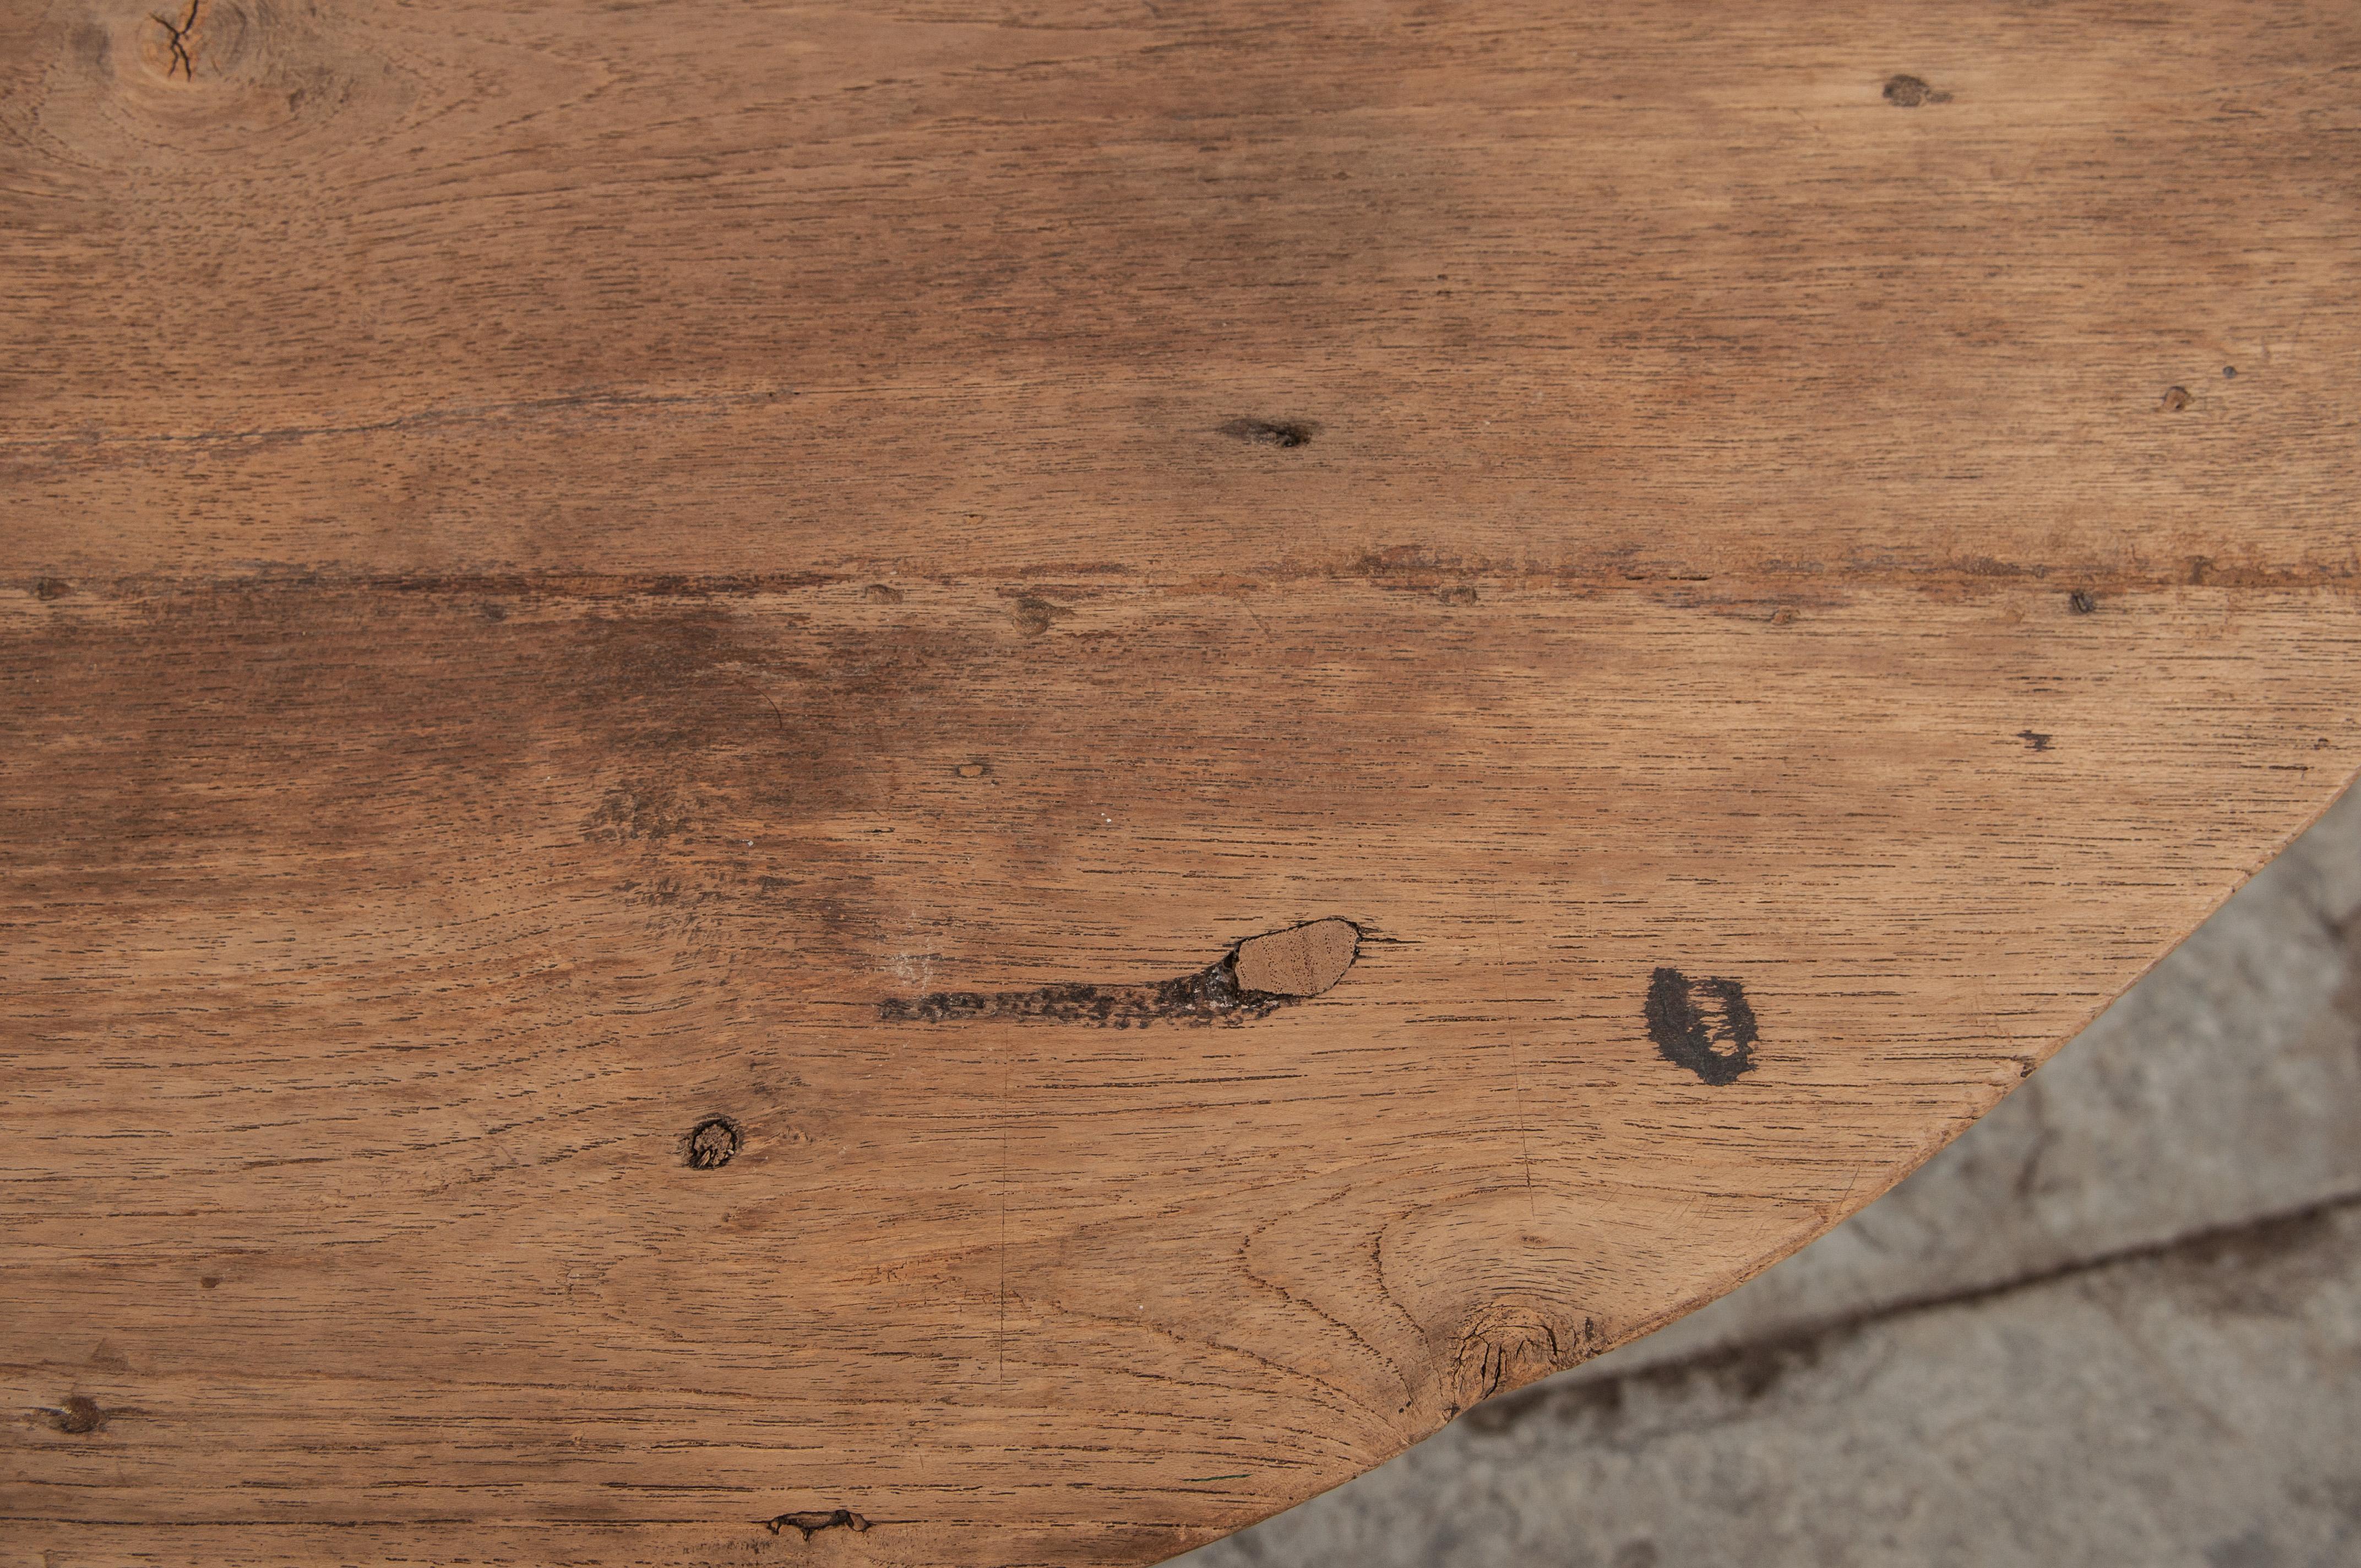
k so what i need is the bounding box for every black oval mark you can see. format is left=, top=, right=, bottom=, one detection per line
left=1644, top=967, right=1758, bottom=1085
left=684, top=1118, right=741, bottom=1169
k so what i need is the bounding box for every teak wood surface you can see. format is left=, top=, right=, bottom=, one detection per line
left=5, top=1, right=2359, bottom=1564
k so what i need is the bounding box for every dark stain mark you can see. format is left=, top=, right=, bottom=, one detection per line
left=32, top=577, right=70, bottom=601
left=1011, top=596, right=1072, bottom=635
left=1218, top=418, right=1316, bottom=449
left=587, top=780, right=688, bottom=843
left=1437, top=584, right=1479, bottom=606
left=1883, top=74, right=1951, bottom=107
left=152, top=0, right=199, bottom=78
left=1644, top=967, right=1758, bottom=1085
left=2162, top=385, right=2193, bottom=411
left=47, top=1395, right=104, bottom=1434
left=2188, top=557, right=2215, bottom=586
left=880, top=917, right=1361, bottom=1028
left=2222, top=365, right=2237, bottom=379
left=2018, top=729, right=2052, bottom=751
left=862, top=583, right=905, bottom=604
left=477, top=601, right=509, bottom=623
left=765, top=1509, right=869, bottom=1539
left=199, top=1275, right=221, bottom=1289
left=684, top=1118, right=741, bottom=1170
left=2069, top=590, right=2097, bottom=614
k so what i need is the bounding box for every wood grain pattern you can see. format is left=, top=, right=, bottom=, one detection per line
left=4, top=1, right=2358, bottom=1563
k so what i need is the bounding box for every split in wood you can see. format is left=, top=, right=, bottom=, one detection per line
left=878, top=917, right=1361, bottom=1027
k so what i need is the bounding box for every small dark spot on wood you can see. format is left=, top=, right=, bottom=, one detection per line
left=2018, top=729, right=2052, bottom=752
left=1012, top=596, right=1073, bottom=635
left=199, top=1276, right=221, bottom=1289
left=2187, top=557, right=2213, bottom=586
left=1218, top=418, right=1316, bottom=449
left=1437, top=584, right=1478, bottom=606
left=862, top=583, right=904, bottom=603
left=765, top=1509, right=869, bottom=1539
left=2068, top=590, right=2096, bottom=614
left=1644, top=967, right=1758, bottom=1085
left=32, top=577, right=71, bottom=601
left=684, top=1118, right=741, bottom=1170
left=2222, top=365, right=2237, bottom=379
left=48, top=1395, right=104, bottom=1435
left=2162, top=385, right=2193, bottom=411
left=478, top=601, right=509, bottom=622
left=1883, top=74, right=1951, bottom=107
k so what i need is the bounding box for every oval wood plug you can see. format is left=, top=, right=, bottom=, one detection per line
left=1231, top=918, right=1359, bottom=997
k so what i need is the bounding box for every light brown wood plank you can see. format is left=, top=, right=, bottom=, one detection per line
left=4, top=0, right=2358, bottom=1563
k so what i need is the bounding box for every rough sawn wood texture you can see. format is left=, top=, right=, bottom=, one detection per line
left=4, top=1, right=2358, bottom=1564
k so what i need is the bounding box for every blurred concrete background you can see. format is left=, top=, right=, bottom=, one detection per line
left=1173, top=785, right=2361, bottom=1568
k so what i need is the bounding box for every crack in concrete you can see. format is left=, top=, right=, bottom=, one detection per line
left=1464, top=1187, right=2361, bottom=1434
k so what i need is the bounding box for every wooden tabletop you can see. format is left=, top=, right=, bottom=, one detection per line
left=6, top=2, right=2358, bottom=1564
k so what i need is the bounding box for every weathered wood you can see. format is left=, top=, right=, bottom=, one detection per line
left=4, top=1, right=2358, bottom=1564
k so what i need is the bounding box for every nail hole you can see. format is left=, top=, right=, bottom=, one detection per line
left=32, top=578, right=70, bottom=601
left=2161, top=385, right=2192, bottom=411
left=2069, top=590, right=2096, bottom=614
left=2222, top=365, right=2237, bottom=379
left=684, top=1118, right=741, bottom=1170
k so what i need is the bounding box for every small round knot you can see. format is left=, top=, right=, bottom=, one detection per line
left=684, top=1118, right=741, bottom=1170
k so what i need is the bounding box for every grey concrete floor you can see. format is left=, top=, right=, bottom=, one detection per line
left=1173, top=785, right=2361, bottom=1568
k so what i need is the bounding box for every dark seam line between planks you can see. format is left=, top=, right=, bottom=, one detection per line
left=17, top=568, right=2361, bottom=601
left=0, top=389, right=787, bottom=451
